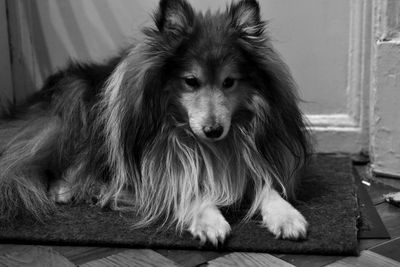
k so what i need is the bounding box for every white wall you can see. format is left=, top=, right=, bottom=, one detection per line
left=370, top=0, right=400, bottom=177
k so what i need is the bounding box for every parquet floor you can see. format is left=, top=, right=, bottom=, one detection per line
left=1, top=165, right=400, bottom=267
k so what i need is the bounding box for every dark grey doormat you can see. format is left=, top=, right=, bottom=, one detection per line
left=0, top=154, right=361, bottom=255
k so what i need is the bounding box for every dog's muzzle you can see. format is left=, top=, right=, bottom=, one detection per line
left=202, top=124, right=224, bottom=139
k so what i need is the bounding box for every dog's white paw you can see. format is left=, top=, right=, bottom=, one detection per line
left=49, top=180, right=73, bottom=204
left=262, top=206, right=308, bottom=240
left=261, top=190, right=308, bottom=240
left=188, top=206, right=231, bottom=246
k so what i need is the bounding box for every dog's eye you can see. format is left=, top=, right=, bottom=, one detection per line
left=222, top=77, right=235, bottom=89
left=184, top=77, right=200, bottom=88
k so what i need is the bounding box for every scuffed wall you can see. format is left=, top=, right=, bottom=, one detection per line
left=370, top=0, right=400, bottom=177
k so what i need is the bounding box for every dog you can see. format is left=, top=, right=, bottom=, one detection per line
left=0, top=0, right=311, bottom=245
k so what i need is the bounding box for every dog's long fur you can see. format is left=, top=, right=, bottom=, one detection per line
left=0, top=0, right=311, bottom=241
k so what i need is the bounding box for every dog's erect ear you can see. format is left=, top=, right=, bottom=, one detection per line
left=230, top=0, right=262, bottom=35
left=155, top=0, right=194, bottom=35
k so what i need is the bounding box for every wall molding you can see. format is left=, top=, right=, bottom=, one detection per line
left=307, top=114, right=358, bottom=128
left=307, top=114, right=363, bottom=153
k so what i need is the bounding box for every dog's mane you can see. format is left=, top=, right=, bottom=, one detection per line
left=86, top=0, right=311, bottom=228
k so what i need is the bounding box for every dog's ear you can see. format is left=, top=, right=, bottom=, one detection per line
left=229, top=0, right=262, bottom=36
left=155, top=0, right=194, bottom=35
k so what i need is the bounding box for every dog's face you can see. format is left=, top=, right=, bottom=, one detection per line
left=178, top=61, right=244, bottom=141
left=156, top=0, right=261, bottom=141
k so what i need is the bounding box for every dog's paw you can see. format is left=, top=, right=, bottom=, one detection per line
left=48, top=180, right=73, bottom=204
left=188, top=206, right=231, bottom=246
left=260, top=189, right=308, bottom=240
left=262, top=204, right=308, bottom=240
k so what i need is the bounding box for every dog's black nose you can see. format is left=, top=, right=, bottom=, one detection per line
left=203, top=125, right=224, bottom=139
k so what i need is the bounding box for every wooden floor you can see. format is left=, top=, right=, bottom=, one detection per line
left=1, top=165, right=400, bottom=267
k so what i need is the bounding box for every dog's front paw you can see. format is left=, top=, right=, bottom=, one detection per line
left=48, top=179, right=73, bottom=204
left=260, top=190, right=308, bottom=240
left=189, top=206, right=231, bottom=246
left=262, top=203, right=308, bottom=240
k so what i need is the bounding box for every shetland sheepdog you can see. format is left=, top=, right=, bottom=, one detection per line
left=0, top=0, right=311, bottom=245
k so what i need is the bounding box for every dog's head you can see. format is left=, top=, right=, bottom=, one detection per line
left=153, top=0, right=265, bottom=141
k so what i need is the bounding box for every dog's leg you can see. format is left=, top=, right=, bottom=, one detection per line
left=48, top=163, right=81, bottom=204
left=48, top=178, right=73, bottom=204
left=0, top=117, right=63, bottom=221
left=188, top=203, right=231, bottom=246
left=260, top=188, right=308, bottom=239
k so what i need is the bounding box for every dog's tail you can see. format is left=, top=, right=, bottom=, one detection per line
left=0, top=114, right=60, bottom=221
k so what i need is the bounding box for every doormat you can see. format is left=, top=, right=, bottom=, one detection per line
left=0, top=155, right=361, bottom=255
